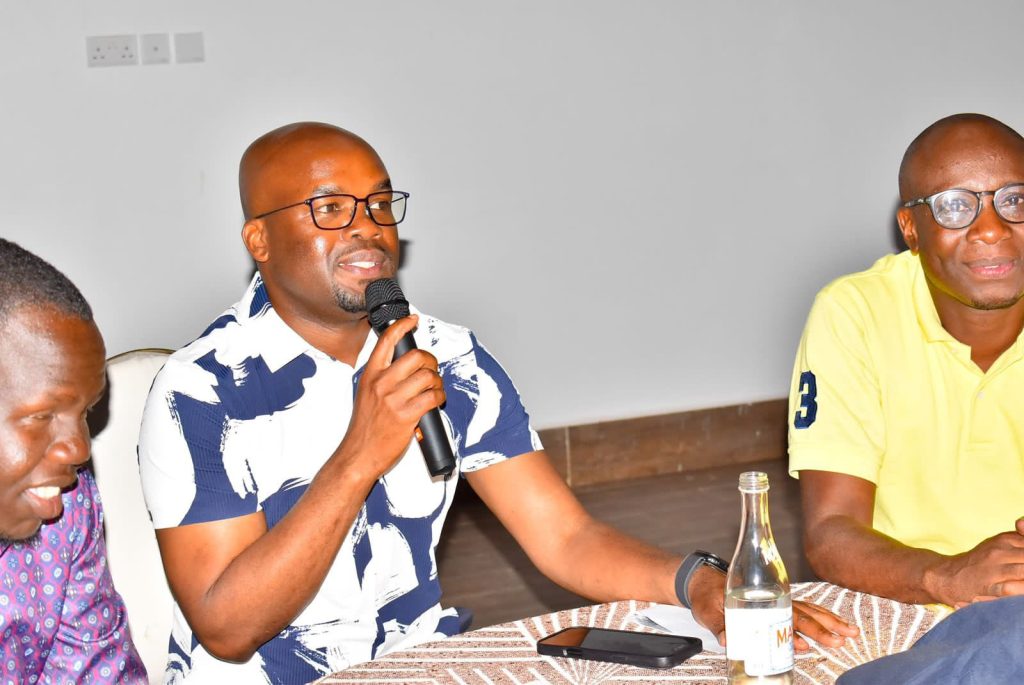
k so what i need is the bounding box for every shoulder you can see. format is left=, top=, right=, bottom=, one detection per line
left=158, top=272, right=286, bottom=382
left=410, top=309, right=480, bottom=363
left=815, top=251, right=917, bottom=309
left=146, top=339, right=234, bottom=415
left=808, top=252, right=919, bottom=328
left=152, top=297, right=280, bottom=403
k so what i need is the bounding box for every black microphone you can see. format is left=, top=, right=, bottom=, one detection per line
left=365, top=278, right=456, bottom=477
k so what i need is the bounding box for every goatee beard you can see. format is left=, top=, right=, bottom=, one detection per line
left=970, top=295, right=1024, bottom=310
left=332, top=285, right=367, bottom=314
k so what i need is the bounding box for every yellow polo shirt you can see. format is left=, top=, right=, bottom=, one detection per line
left=788, top=250, right=1024, bottom=555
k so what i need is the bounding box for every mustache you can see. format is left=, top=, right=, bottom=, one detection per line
left=335, top=241, right=396, bottom=264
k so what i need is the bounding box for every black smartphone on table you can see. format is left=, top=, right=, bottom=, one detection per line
left=536, top=626, right=703, bottom=669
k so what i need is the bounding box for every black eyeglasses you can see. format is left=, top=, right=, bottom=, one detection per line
left=902, top=183, right=1024, bottom=230
left=253, top=190, right=410, bottom=230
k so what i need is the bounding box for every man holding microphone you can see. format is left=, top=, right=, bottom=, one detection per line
left=140, top=121, right=853, bottom=682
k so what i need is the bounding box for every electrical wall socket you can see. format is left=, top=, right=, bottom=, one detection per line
left=140, top=33, right=171, bottom=65
left=86, top=34, right=138, bottom=67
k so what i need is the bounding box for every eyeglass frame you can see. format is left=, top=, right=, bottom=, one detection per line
left=251, top=190, right=411, bottom=230
left=901, top=183, right=1024, bottom=230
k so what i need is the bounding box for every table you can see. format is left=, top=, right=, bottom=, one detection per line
left=317, top=582, right=947, bottom=684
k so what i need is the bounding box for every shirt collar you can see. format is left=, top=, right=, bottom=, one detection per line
left=910, top=255, right=956, bottom=344
left=237, top=273, right=398, bottom=373
left=237, top=273, right=327, bottom=372
left=909, top=252, right=1024, bottom=365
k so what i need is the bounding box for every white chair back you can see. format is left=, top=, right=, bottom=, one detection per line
left=90, top=349, right=173, bottom=684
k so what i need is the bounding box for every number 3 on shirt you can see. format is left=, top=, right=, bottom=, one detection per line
left=793, top=370, right=817, bottom=429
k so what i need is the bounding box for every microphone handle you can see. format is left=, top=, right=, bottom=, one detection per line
left=394, top=332, right=456, bottom=476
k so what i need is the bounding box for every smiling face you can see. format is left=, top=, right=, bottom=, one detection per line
left=898, top=118, right=1024, bottom=314
left=0, top=305, right=106, bottom=541
left=240, top=124, right=401, bottom=330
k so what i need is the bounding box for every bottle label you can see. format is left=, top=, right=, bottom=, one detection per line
left=725, top=606, right=794, bottom=676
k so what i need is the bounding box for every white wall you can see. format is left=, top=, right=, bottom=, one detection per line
left=2, top=1, right=1021, bottom=428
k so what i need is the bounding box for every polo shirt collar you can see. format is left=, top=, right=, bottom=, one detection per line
left=909, top=253, right=1024, bottom=364
left=236, top=273, right=381, bottom=372
left=237, top=274, right=327, bottom=372
left=910, top=256, right=956, bottom=344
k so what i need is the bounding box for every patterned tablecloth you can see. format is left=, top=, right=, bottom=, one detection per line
left=317, top=582, right=947, bottom=684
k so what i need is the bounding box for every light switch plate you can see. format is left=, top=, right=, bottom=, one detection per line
left=140, top=33, right=171, bottom=65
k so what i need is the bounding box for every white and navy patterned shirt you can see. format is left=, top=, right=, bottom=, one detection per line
left=138, top=274, right=540, bottom=683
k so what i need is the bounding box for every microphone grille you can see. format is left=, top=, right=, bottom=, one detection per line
left=365, top=278, right=410, bottom=333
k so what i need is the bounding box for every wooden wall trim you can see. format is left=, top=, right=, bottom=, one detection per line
left=536, top=398, right=788, bottom=488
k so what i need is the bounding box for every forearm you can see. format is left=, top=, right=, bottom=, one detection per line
left=537, top=519, right=681, bottom=606
left=180, top=452, right=377, bottom=661
left=806, top=514, right=948, bottom=604
left=468, top=454, right=684, bottom=606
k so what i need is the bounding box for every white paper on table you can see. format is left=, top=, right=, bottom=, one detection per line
left=630, top=603, right=726, bottom=654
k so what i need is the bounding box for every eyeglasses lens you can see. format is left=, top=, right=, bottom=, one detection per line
left=310, top=195, right=357, bottom=229
left=367, top=192, right=407, bottom=226
left=930, top=190, right=979, bottom=229
left=994, top=185, right=1024, bottom=224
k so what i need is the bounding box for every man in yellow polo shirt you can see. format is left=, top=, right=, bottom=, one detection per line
left=789, top=112, right=1024, bottom=608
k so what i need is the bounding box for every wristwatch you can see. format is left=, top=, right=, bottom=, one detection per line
left=675, top=550, right=729, bottom=609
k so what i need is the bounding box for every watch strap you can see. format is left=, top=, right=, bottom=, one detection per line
left=675, top=550, right=729, bottom=609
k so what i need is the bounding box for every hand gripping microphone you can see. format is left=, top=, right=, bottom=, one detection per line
left=365, top=278, right=456, bottom=477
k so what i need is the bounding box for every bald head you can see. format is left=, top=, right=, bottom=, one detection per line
left=239, top=122, right=387, bottom=220
left=899, top=114, right=1024, bottom=201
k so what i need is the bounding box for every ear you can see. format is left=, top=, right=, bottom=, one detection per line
left=242, top=220, right=270, bottom=262
left=896, top=207, right=919, bottom=253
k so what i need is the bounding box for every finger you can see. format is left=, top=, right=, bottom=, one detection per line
left=717, top=630, right=726, bottom=647
left=989, top=531, right=1024, bottom=550
left=793, top=634, right=810, bottom=653
left=793, top=609, right=849, bottom=647
left=386, top=347, right=440, bottom=378
left=393, top=368, right=446, bottom=407
left=792, top=600, right=840, bottom=618
left=401, top=386, right=447, bottom=421
left=987, top=577, right=1024, bottom=597
left=366, top=315, right=419, bottom=370
left=794, top=601, right=859, bottom=637
left=987, top=575, right=1024, bottom=598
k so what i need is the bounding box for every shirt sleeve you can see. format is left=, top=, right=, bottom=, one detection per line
left=441, top=333, right=541, bottom=472
left=787, top=287, right=886, bottom=484
left=47, top=471, right=147, bottom=683
left=139, top=355, right=265, bottom=529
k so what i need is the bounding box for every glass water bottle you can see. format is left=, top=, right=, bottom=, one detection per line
left=724, top=471, right=794, bottom=684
